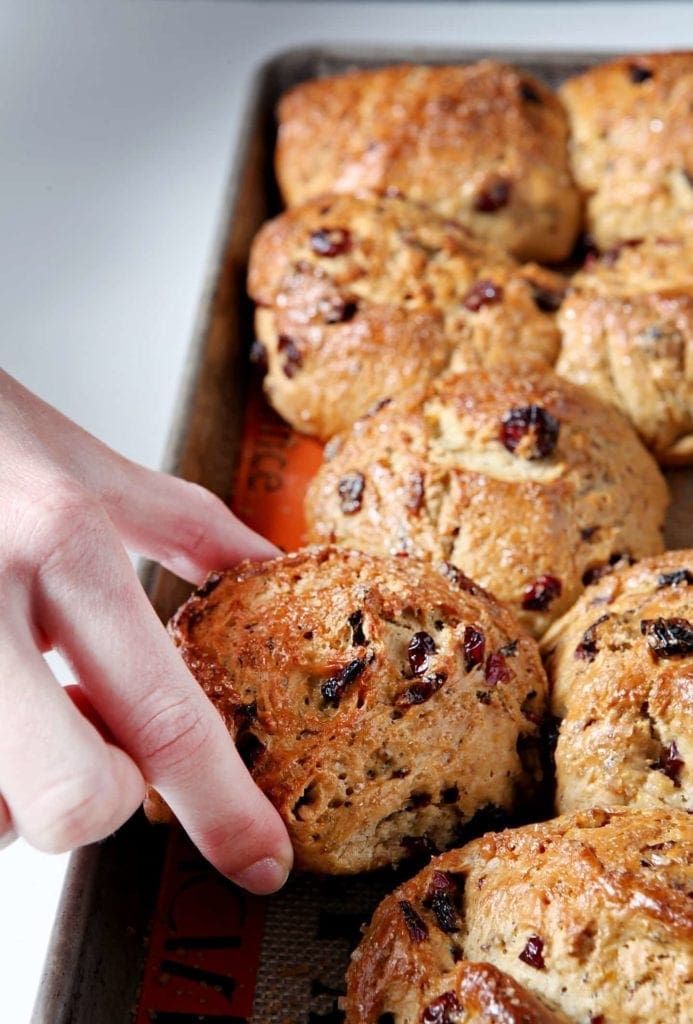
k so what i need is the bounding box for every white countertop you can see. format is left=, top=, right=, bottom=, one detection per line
left=1, top=2, right=691, bottom=1020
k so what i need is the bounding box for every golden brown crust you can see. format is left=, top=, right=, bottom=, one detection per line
left=455, top=963, right=572, bottom=1024
left=541, top=550, right=693, bottom=816
left=569, top=234, right=693, bottom=296
left=276, top=62, right=580, bottom=262
left=345, top=808, right=693, bottom=1024
left=560, top=52, right=693, bottom=250
left=248, top=194, right=566, bottom=439
left=305, top=368, right=669, bottom=638
left=556, top=237, right=693, bottom=465
left=156, top=547, right=547, bottom=873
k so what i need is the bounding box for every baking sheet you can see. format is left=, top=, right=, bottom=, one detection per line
left=32, top=45, right=692, bottom=1024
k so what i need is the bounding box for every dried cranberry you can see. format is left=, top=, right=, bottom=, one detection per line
left=424, top=873, right=460, bottom=934
left=440, top=562, right=478, bottom=593
left=629, top=64, right=653, bottom=83
left=499, top=639, right=519, bottom=657
left=348, top=609, right=367, bottom=646
left=657, top=568, right=693, bottom=588
left=277, top=333, right=303, bottom=378
left=406, top=471, right=425, bottom=512
left=408, top=631, right=436, bottom=675
left=428, top=891, right=459, bottom=934
left=519, top=934, right=545, bottom=969
left=463, top=625, right=485, bottom=671
left=522, top=574, right=562, bottom=611
left=475, top=179, right=511, bottom=213
left=641, top=617, right=693, bottom=659
left=321, top=658, right=367, bottom=706
left=574, top=614, right=610, bottom=662
left=485, top=652, right=510, bottom=685
left=395, top=673, right=447, bottom=708
left=337, top=472, right=365, bottom=514
left=421, top=991, right=461, bottom=1024
left=463, top=279, right=503, bottom=311
left=427, top=869, right=462, bottom=898
left=500, top=405, right=560, bottom=459
left=398, top=900, right=428, bottom=942
left=529, top=282, right=566, bottom=313
left=519, top=81, right=542, bottom=104
left=310, top=227, right=352, bottom=257
left=249, top=338, right=268, bottom=370
left=651, top=740, right=684, bottom=788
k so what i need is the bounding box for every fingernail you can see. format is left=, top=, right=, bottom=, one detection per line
left=230, top=856, right=290, bottom=894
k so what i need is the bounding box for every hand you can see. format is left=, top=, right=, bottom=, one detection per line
left=0, top=370, right=293, bottom=893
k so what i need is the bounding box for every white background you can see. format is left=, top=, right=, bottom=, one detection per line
left=1, top=2, right=691, bottom=1020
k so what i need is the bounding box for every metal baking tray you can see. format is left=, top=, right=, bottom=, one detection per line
left=31, top=45, right=692, bottom=1024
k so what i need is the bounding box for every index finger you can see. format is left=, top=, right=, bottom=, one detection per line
left=35, top=499, right=293, bottom=892
left=91, top=450, right=280, bottom=584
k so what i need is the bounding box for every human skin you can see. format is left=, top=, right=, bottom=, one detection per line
left=0, top=370, right=293, bottom=894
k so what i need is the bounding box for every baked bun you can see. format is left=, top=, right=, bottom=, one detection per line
left=560, top=51, right=693, bottom=251
left=305, top=368, right=668, bottom=637
left=276, top=62, right=580, bottom=263
left=556, top=236, right=693, bottom=465
left=248, top=193, right=566, bottom=439
left=345, top=807, right=693, bottom=1024
left=148, top=547, right=548, bottom=874
left=383, top=962, right=572, bottom=1023
left=542, top=550, right=693, bottom=815
left=451, top=963, right=572, bottom=1023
